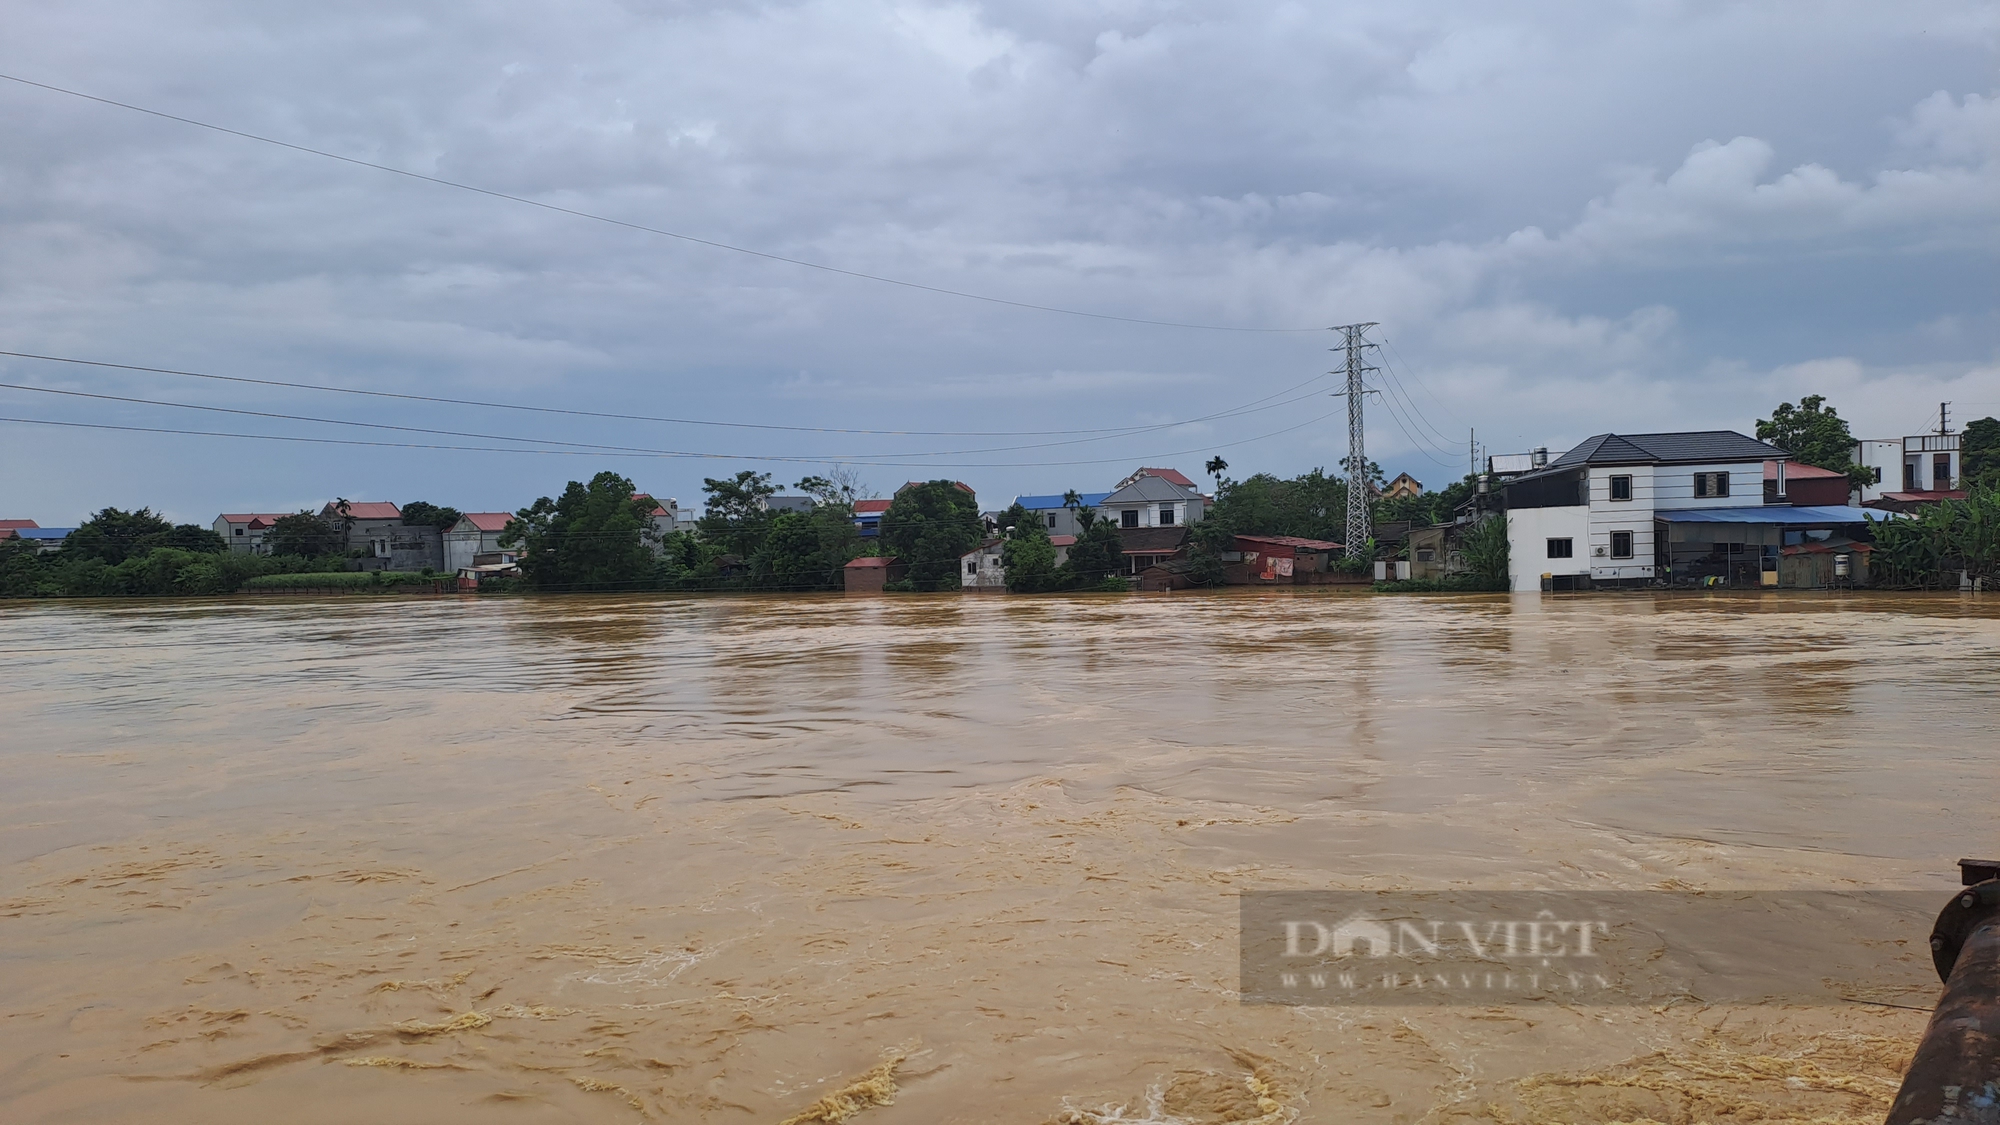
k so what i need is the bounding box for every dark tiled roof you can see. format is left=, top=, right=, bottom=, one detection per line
left=1549, top=431, right=1788, bottom=468
left=1118, top=527, right=1189, bottom=553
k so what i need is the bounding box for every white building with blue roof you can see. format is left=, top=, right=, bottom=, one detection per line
left=1011, top=491, right=1111, bottom=538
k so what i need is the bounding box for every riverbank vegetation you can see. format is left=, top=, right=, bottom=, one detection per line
left=0, top=507, right=351, bottom=598
left=1871, top=487, right=2000, bottom=587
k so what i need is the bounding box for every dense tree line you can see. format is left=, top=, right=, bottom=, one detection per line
left=498, top=470, right=976, bottom=593
left=0, top=507, right=349, bottom=598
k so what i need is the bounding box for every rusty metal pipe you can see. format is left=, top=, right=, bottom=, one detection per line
left=1885, top=880, right=2000, bottom=1124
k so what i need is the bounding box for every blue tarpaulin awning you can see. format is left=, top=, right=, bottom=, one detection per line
left=1653, top=505, right=1895, bottom=525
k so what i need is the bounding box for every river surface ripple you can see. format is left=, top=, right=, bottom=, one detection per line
left=2, top=590, right=1995, bottom=1123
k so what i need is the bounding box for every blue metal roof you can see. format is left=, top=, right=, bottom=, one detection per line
left=1654, top=505, right=1895, bottom=525
left=12, top=528, right=74, bottom=539
left=1014, top=492, right=1110, bottom=509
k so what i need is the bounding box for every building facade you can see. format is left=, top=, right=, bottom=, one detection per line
left=1098, top=472, right=1205, bottom=531
left=1011, top=492, right=1111, bottom=538
left=1854, top=434, right=1960, bottom=502
left=213, top=512, right=293, bottom=554
left=444, top=512, right=517, bottom=573
left=1503, top=431, right=1789, bottom=591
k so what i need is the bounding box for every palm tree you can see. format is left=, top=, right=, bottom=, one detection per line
left=1205, top=456, right=1228, bottom=483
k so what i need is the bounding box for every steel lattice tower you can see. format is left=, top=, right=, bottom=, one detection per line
left=1335, top=323, right=1379, bottom=559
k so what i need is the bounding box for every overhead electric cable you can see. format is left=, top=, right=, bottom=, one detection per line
left=0, top=407, right=1346, bottom=469
left=0, top=72, right=1325, bottom=334
left=0, top=349, right=1330, bottom=441
left=1369, top=384, right=1459, bottom=470
left=1371, top=362, right=1460, bottom=456
left=1379, top=335, right=1470, bottom=429
left=0, top=372, right=1334, bottom=460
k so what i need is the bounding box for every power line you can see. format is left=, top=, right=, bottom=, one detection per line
left=0, top=72, right=1326, bottom=335
left=0, top=348, right=1324, bottom=440
left=0, top=404, right=1346, bottom=470
left=0, top=371, right=1343, bottom=462
left=1378, top=335, right=1471, bottom=431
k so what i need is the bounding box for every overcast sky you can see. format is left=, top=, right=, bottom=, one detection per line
left=2, top=1, right=1996, bottom=524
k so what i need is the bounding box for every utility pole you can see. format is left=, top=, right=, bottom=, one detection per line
left=1331, top=323, right=1379, bottom=559
left=1469, top=428, right=1477, bottom=480
left=1939, top=402, right=1952, bottom=435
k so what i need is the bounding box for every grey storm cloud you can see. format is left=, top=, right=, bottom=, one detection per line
left=0, top=0, right=1996, bottom=522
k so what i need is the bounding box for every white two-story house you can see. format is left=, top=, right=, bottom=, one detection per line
left=1503, top=431, right=1794, bottom=592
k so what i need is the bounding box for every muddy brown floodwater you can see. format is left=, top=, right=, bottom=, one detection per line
left=3, top=589, right=1997, bottom=1124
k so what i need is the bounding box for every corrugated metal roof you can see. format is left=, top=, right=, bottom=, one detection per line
left=218, top=512, right=292, bottom=523
left=1014, top=492, right=1111, bottom=509
left=13, top=528, right=75, bottom=540
left=1654, top=505, right=1896, bottom=524
left=1234, top=534, right=1345, bottom=551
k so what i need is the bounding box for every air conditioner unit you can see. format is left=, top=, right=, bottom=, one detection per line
left=1593, top=546, right=1608, bottom=557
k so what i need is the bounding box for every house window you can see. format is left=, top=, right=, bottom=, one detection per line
left=234, top=527, right=244, bottom=535
left=1609, top=475, right=1632, bottom=501
left=966, top=560, right=978, bottom=576
left=1121, top=509, right=1139, bottom=529
left=1415, top=549, right=1435, bottom=562
left=1046, top=513, right=1057, bottom=528
left=1693, top=472, right=1730, bottom=498
left=1904, top=462, right=1917, bottom=491
left=1158, top=504, right=1175, bottom=526
left=1935, top=454, right=1953, bottom=490
left=1547, top=538, right=1573, bottom=559
left=1610, top=530, right=1634, bottom=559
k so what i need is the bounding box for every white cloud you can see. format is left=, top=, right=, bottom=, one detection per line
left=0, top=2, right=1997, bottom=520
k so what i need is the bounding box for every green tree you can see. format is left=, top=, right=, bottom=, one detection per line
left=399, top=501, right=463, bottom=529
left=504, top=471, right=657, bottom=592
left=267, top=512, right=343, bottom=557
left=1963, top=417, right=2000, bottom=491
left=1756, top=395, right=1861, bottom=480
left=1059, top=517, right=1125, bottom=587
left=698, top=471, right=778, bottom=558
left=751, top=501, right=861, bottom=590
left=879, top=481, right=982, bottom=591
left=997, top=502, right=1058, bottom=593
left=1457, top=514, right=1510, bottom=589
left=1372, top=473, right=1479, bottom=528
left=64, top=508, right=224, bottom=564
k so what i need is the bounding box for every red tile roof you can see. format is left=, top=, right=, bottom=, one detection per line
left=845, top=556, right=898, bottom=568
left=1764, top=461, right=1846, bottom=480
left=1137, top=467, right=1197, bottom=488
left=631, top=493, right=672, bottom=517
left=324, top=501, right=402, bottom=520
left=1049, top=534, right=1076, bottom=546
left=854, top=499, right=892, bottom=514
left=0, top=519, right=39, bottom=530
left=459, top=512, right=514, bottom=532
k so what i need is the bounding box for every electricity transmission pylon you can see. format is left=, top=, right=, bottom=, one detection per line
left=1332, top=323, right=1379, bottom=559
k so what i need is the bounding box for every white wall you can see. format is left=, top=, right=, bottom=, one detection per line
left=1507, top=506, right=1590, bottom=592
left=1854, top=440, right=1900, bottom=501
